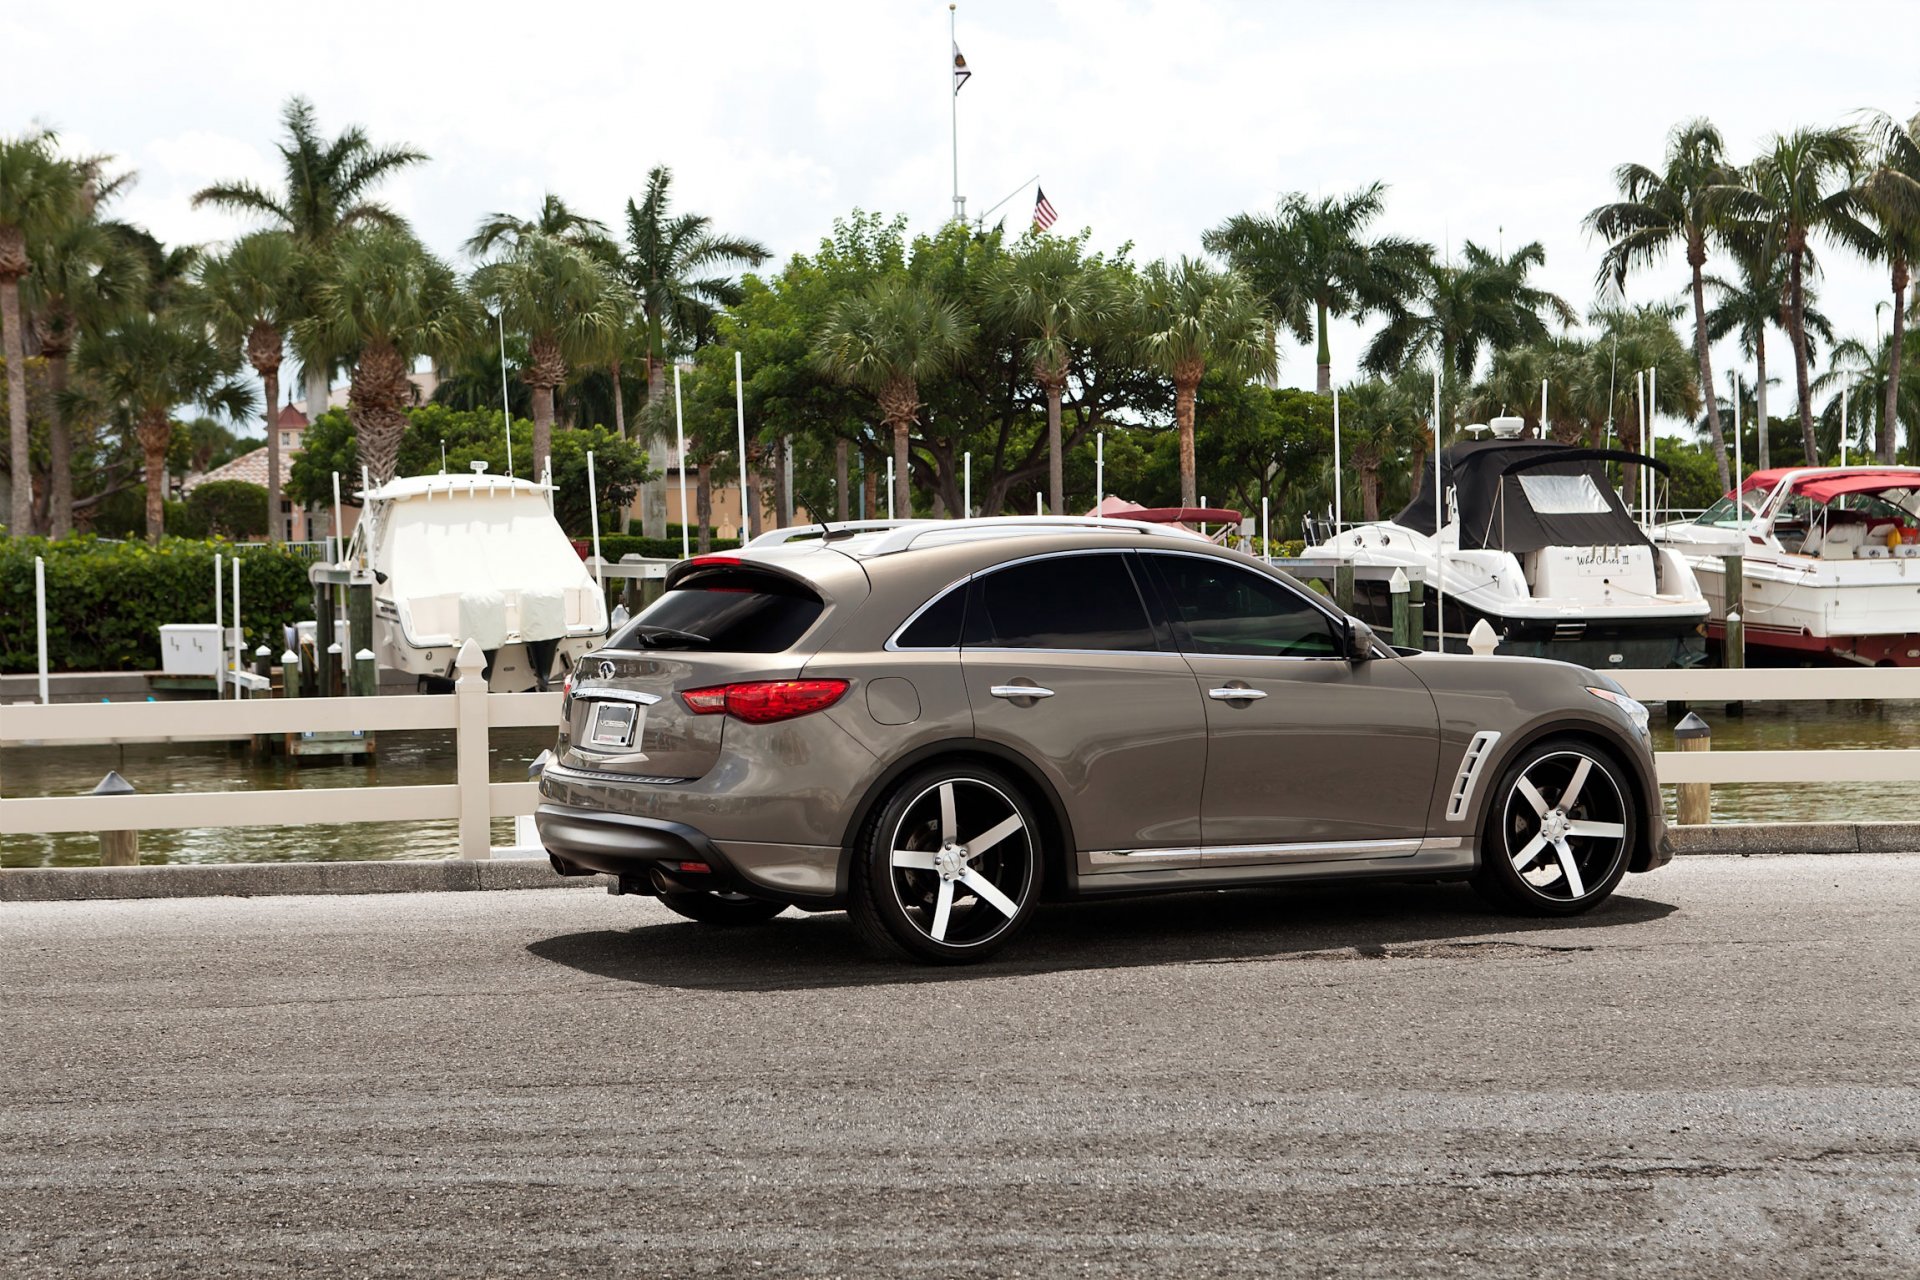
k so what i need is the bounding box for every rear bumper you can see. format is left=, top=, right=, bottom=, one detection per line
left=534, top=802, right=840, bottom=904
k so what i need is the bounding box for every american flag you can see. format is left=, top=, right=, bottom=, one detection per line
left=1033, top=186, right=1057, bottom=232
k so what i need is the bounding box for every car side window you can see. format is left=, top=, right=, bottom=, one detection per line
left=1145, top=554, right=1340, bottom=658
left=969, top=554, right=1158, bottom=652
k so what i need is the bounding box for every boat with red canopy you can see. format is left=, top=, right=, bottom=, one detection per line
left=1654, top=465, right=1920, bottom=665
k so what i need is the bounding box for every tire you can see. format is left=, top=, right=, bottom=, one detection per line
left=1471, top=736, right=1635, bottom=917
left=848, top=763, right=1044, bottom=964
left=657, top=889, right=788, bottom=926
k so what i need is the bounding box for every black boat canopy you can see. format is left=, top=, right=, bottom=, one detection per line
left=1393, top=438, right=1659, bottom=552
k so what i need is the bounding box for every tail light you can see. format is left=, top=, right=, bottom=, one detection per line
left=681, top=679, right=850, bottom=724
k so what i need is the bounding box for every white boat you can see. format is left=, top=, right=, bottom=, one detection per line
left=1653, top=465, right=1920, bottom=667
left=346, top=467, right=610, bottom=691
left=1303, top=418, right=1709, bottom=668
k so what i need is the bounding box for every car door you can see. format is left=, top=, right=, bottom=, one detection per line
left=959, top=550, right=1209, bottom=872
left=1138, top=551, right=1441, bottom=866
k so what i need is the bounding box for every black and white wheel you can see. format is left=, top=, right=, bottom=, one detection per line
left=1472, top=738, right=1634, bottom=916
left=849, top=764, right=1042, bottom=963
left=658, top=889, right=788, bottom=926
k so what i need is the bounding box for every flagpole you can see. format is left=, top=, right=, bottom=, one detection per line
left=949, top=4, right=961, bottom=223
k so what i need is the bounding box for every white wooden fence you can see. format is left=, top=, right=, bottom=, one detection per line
left=4, top=654, right=1920, bottom=855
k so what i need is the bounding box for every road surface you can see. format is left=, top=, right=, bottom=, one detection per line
left=3, top=855, right=1917, bottom=1277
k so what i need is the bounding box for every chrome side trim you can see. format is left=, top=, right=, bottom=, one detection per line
left=1082, top=836, right=1425, bottom=874
left=1073, top=843, right=1478, bottom=894
left=1445, top=731, right=1502, bottom=823
left=570, top=688, right=662, bottom=705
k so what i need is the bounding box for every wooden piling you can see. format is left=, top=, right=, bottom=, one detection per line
left=1675, top=712, right=1711, bottom=826
left=91, top=771, right=139, bottom=867
left=1334, top=563, right=1355, bottom=615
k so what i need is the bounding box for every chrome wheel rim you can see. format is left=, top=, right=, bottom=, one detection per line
left=1501, top=751, right=1627, bottom=901
left=887, top=778, right=1034, bottom=948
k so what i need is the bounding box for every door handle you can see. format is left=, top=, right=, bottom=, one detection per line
left=990, top=685, right=1056, bottom=699
left=1208, top=687, right=1267, bottom=701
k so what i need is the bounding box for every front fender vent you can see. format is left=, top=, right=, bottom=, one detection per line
left=1445, top=731, right=1502, bottom=823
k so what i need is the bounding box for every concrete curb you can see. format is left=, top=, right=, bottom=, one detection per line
left=1669, top=822, right=1920, bottom=856
left=0, top=859, right=609, bottom=904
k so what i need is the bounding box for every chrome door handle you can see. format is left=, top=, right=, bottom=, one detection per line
left=1208, top=687, right=1268, bottom=701
left=990, top=685, right=1056, bottom=699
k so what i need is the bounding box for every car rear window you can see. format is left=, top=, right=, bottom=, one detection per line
left=612, top=568, right=824, bottom=653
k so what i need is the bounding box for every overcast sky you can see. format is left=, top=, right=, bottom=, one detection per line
left=5, top=0, right=1915, bottom=438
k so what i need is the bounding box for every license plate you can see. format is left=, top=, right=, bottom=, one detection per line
left=586, top=701, right=642, bottom=749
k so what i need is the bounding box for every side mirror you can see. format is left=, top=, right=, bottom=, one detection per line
left=1344, top=617, right=1379, bottom=663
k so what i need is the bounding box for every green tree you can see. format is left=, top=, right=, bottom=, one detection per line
left=1364, top=240, right=1576, bottom=384
left=194, top=231, right=300, bottom=541
left=471, top=232, right=630, bottom=476
left=191, top=96, right=427, bottom=414
left=621, top=165, right=770, bottom=534
left=1334, top=379, right=1421, bottom=521
left=0, top=129, right=80, bottom=534
left=981, top=234, right=1118, bottom=514
left=1733, top=127, right=1865, bottom=463
left=1203, top=183, right=1430, bottom=393
left=813, top=275, right=973, bottom=520
left=1587, top=118, right=1742, bottom=492
left=1137, top=257, right=1277, bottom=507
left=183, top=479, right=269, bottom=539
left=297, top=227, right=475, bottom=486
left=1704, top=238, right=1833, bottom=472
left=1855, top=111, right=1920, bottom=464
left=77, top=307, right=255, bottom=541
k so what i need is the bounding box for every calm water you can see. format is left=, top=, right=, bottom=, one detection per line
left=3, top=705, right=1914, bottom=868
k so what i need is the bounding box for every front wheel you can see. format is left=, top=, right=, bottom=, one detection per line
left=848, top=764, right=1044, bottom=964
left=1471, top=738, right=1635, bottom=917
left=657, top=889, right=788, bottom=926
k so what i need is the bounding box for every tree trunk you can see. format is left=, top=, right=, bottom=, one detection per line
left=2, top=277, right=33, bottom=535
left=1689, top=254, right=1729, bottom=492
left=1315, top=298, right=1331, bottom=394
left=640, top=353, right=669, bottom=538
left=529, top=384, right=556, bottom=482
left=1043, top=373, right=1065, bottom=515
left=305, top=362, right=329, bottom=420
left=1886, top=265, right=1908, bottom=466
left=1174, top=373, right=1200, bottom=508
left=893, top=420, right=911, bottom=518
left=137, top=409, right=171, bottom=543
left=834, top=438, right=849, bottom=520
left=47, top=353, right=72, bottom=538
left=351, top=341, right=414, bottom=485
left=1755, top=333, right=1770, bottom=472
left=610, top=356, right=626, bottom=439
left=769, top=438, right=787, bottom=530
left=1789, top=244, right=1817, bottom=463
left=695, top=462, right=712, bottom=553
left=1358, top=461, right=1380, bottom=523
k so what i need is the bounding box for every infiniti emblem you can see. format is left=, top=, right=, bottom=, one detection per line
left=597, top=659, right=618, bottom=680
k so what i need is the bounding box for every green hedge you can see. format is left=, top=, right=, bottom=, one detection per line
left=589, top=534, right=740, bottom=561
left=0, top=536, right=317, bottom=673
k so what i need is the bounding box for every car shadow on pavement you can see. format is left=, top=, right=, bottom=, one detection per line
left=525, top=881, right=1679, bottom=993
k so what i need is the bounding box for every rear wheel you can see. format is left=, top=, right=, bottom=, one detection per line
left=657, top=889, right=788, bottom=926
left=849, top=764, right=1043, bottom=964
left=1471, top=738, right=1634, bottom=917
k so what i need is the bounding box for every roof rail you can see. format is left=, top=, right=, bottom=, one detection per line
left=745, top=519, right=923, bottom=548
left=858, top=515, right=1205, bottom=556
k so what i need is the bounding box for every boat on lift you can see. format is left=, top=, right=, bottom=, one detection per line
left=342, top=463, right=610, bottom=692
left=1302, top=417, right=1709, bottom=667
left=1653, top=465, right=1920, bottom=666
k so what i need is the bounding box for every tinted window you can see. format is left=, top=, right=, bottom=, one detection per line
left=613, top=568, right=823, bottom=653
left=971, top=554, right=1156, bottom=651
left=1147, top=555, right=1338, bottom=658
left=896, top=584, right=968, bottom=648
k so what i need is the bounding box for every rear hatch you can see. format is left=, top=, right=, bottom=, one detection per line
left=560, top=555, right=857, bottom=780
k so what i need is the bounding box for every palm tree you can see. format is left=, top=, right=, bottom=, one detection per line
left=1587, top=119, right=1741, bottom=492
left=1815, top=334, right=1920, bottom=463
left=298, top=227, right=476, bottom=485
left=1736, top=127, right=1865, bottom=463
left=194, top=231, right=300, bottom=541
left=1336, top=379, right=1418, bottom=521
left=813, top=276, right=972, bottom=520
left=1589, top=303, right=1700, bottom=507
left=1137, top=258, right=1277, bottom=508
left=1704, top=240, right=1833, bottom=472
left=621, top=166, right=770, bottom=535
left=1364, top=241, right=1576, bottom=385
left=1855, top=111, right=1920, bottom=464
left=0, top=129, right=80, bottom=534
left=78, top=306, right=255, bottom=541
left=471, top=233, right=631, bottom=473
left=982, top=236, right=1116, bottom=513
left=192, top=96, right=427, bottom=415
left=24, top=161, right=141, bottom=536
left=1203, top=184, right=1430, bottom=393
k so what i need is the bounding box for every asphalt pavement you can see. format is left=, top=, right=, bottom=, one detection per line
left=2, top=855, right=1917, bottom=1278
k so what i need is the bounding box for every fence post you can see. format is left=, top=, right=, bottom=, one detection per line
left=92, top=771, right=139, bottom=866
left=1675, top=712, right=1712, bottom=826
left=1467, top=618, right=1500, bottom=656
left=454, top=638, right=491, bottom=860
left=1388, top=568, right=1411, bottom=648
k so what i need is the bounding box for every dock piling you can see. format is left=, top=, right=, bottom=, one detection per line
left=1389, top=568, right=1411, bottom=649
left=1675, top=712, right=1712, bottom=826
left=90, top=771, right=139, bottom=867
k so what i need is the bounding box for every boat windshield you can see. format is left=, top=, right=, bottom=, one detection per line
left=1694, top=489, right=1769, bottom=528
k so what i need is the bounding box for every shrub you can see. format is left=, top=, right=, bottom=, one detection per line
left=0, top=536, right=318, bottom=673
left=588, top=534, right=740, bottom=562
left=183, top=480, right=269, bottom=540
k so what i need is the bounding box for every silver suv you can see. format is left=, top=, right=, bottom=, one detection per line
left=537, top=518, right=1670, bottom=963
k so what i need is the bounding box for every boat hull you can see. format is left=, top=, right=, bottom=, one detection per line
left=1685, top=554, right=1920, bottom=667
left=1346, top=580, right=1707, bottom=669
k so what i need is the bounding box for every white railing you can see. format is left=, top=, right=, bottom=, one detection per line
left=0, top=640, right=556, bottom=858
left=1615, top=666, right=1920, bottom=785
